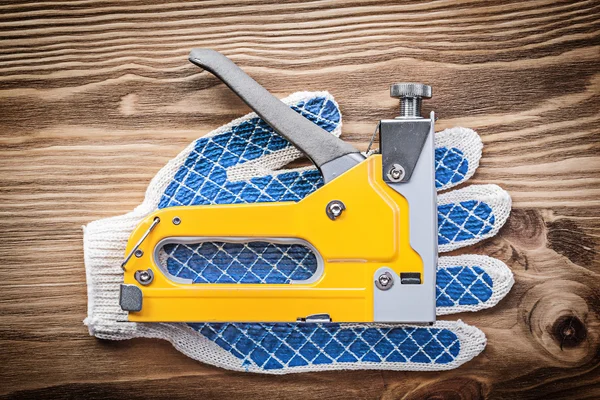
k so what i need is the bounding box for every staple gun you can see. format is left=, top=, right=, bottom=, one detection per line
left=119, top=49, right=437, bottom=323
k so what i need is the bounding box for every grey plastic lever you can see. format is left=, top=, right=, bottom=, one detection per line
left=189, top=49, right=364, bottom=182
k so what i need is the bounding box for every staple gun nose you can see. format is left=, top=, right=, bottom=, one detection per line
left=119, top=49, right=437, bottom=324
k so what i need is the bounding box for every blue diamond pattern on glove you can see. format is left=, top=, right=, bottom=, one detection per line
left=436, top=266, right=493, bottom=307
left=435, top=147, right=468, bottom=189
left=188, top=323, right=460, bottom=370
left=437, top=200, right=495, bottom=245
left=164, top=241, right=318, bottom=283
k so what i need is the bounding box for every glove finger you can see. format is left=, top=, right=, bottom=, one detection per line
left=436, top=255, right=514, bottom=315
left=158, top=91, right=340, bottom=209
left=438, top=184, right=511, bottom=253
left=163, top=320, right=485, bottom=373
left=435, top=127, right=482, bottom=192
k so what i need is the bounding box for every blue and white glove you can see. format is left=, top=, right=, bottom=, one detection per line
left=84, top=92, right=513, bottom=374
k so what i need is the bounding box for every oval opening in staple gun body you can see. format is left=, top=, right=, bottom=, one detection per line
left=154, top=237, right=324, bottom=285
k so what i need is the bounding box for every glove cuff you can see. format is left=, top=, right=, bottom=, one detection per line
left=83, top=210, right=145, bottom=339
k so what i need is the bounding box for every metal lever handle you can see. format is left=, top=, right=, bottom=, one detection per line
left=189, top=49, right=364, bottom=182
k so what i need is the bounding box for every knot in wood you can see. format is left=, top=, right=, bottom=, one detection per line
left=552, top=315, right=587, bottom=349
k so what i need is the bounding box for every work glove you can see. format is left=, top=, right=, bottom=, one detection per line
left=84, top=91, right=513, bottom=373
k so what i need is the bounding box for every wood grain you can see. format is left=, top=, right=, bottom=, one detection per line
left=0, top=1, right=599, bottom=399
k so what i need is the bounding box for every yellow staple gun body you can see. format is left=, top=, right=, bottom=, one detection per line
left=120, top=50, right=437, bottom=323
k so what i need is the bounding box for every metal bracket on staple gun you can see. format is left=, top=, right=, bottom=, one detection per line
left=119, top=49, right=437, bottom=324
left=380, top=83, right=433, bottom=184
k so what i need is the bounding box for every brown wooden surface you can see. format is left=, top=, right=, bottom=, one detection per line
left=1, top=1, right=599, bottom=399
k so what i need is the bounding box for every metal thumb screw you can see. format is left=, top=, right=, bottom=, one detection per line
left=390, top=83, right=432, bottom=118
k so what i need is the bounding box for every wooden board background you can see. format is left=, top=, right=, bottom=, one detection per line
left=1, top=1, right=599, bottom=399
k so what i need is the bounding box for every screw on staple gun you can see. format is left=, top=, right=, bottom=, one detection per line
left=119, top=49, right=436, bottom=324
